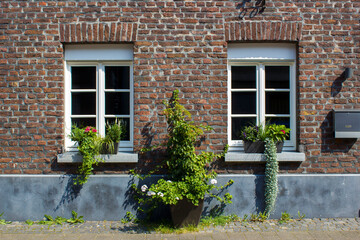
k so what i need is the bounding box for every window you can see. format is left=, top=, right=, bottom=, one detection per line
left=64, top=45, right=133, bottom=152
left=228, top=44, right=296, bottom=151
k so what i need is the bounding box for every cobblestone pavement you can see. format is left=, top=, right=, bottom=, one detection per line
left=0, top=218, right=360, bottom=239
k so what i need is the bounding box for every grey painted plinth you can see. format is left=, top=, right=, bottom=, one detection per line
left=0, top=174, right=359, bottom=221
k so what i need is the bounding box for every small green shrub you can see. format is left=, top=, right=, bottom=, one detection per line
left=25, top=219, right=34, bottom=226
left=0, top=213, right=11, bottom=225
left=297, top=211, right=306, bottom=220
left=121, top=211, right=136, bottom=224
left=278, top=211, right=292, bottom=224
left=37, top=211, right=84, bottom=225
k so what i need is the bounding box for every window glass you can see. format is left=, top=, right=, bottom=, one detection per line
left=71, top=118, right=96, bottom=128
left=265, top=92, right=290, bottom=114
left=265, top=117, right=290, bottom=128
left=105, top=66, right=130, bottom=89
left=265, top=66, right=289, bottom=89
left=231, top=92, right=256, bottom=114
left=105, top=92, right=130, bottom=115
left=105, top=117, right=130, bottom=141
left=231, top=66, right=256, bottom=89
left=71, top=92, right=96, bottom=115
left=71, top=66, right=96, bottom=89
left=231, top=117, right=256, bottom=140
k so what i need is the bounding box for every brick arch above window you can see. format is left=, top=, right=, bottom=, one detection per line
left=60, top=23, right=138, bottom=43
left=225, top=22, right=302, bottom=42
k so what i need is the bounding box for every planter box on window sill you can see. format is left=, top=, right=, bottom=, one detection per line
left=225, top=152, right=305, bottom=163
left=57, top=152, right=138, bottom=163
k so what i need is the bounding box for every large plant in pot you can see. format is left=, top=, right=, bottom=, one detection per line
left=241, top=123, right=290, bottom=153
left=131, top=90, right=233, bottom=228
left=101, top=119, right=123, bottom=154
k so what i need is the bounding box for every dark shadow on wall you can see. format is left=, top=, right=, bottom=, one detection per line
left=331, top=71, right=347, bottom=97
left=54, top=175, right=83, bottom=212
left=122, top=175, right=171, bottom=222
left=320, top=111, right=357, bottom=153
left=254, top=175, right=265, bottom=213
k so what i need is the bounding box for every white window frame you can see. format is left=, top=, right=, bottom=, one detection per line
left=64, top=61, right=134, bottom=152
left=227, top=60, right=296, bottom=152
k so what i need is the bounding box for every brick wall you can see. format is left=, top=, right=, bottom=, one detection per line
left=0, top=0, right=359, bottom=174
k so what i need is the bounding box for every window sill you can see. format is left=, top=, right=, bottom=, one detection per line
left=57, top=152, right=138, bottom=163
left=224, top=152, right=305, bottom=163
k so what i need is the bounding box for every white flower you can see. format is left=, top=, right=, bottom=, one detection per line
left=147, top=191, right=155, bottom=196
left=157, top=192, right=164, bottom=197
left=167, top=180, right=172, bottom=183
left=141, top=185, right=148, bottom=192
left=175, top=197, right=179, bottom=200
left=210, top=179, right=218, bottom=185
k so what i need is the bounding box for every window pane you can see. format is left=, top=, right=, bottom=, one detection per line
left=232, top=117, right=256, bottom=140
left=266, top=92, right=289, bottom=114
left=105, top=118, right=130, bottom=141
left=72, top=92, right=96, bottom=115
left=105, top=92, right=130, bottom=115
left=71, top=66, right=96, bottom=89
left=71, top=118, right=96, bottom=128
left=265, top=66, right=290, bottom=89
left=231, top=66, right=256, bottom=89
left=105, top=66, right=130, bottom=89
left=232, top=92, right=256, bottom=114
left=265, top=117, right=290, bottom=128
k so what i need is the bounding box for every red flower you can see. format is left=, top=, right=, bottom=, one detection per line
left=92, top=129, right=97, bottom=133
left=281, top=130, right=286, bottom=134
left=84, top=126, right=91, bottom=133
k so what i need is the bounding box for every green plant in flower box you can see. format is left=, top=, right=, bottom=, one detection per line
left=70, top=126, right=103, bottom=185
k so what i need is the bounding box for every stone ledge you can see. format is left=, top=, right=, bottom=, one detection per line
left=225, top=152, right=306, bottom=162
left=57, top=152, right=138, bottom=163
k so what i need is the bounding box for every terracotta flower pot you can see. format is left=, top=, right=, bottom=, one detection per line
left=170, top=198, right=204, bottom=228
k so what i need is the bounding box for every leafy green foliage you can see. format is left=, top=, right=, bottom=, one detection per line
left=278, top=211, right=292, bottom=224
left=38, top=211, right=84, bottom=225
left=121, top=211, right=137, bottom=224
left=70, top=126, right=104, bottom=185
left=67, top=211, right=85, bottom=224
left=140, top=214, right=240, bottom=233
left=0, top=213, right=11, bottom=225
left=264, top=139, right=279, bottom=218
left=241, top=123, right=290, bottom=142
left=200, top=214, right=240, bottom=227
left=265, top=124, right=290, bottom=142
left=25, top=219, right=34, bottom=225
left=38, top=215, right=67, bottom=225
left=131, top=90, right=233, bottom=218
left=105, top=118, right=123, bottom=143
left=249, top=212, right=268, bottom=222
left=241, top=124, right=267, bottom=142
left=297, top=211, right=306, bottom=220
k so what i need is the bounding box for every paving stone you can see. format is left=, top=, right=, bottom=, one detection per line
left=243, top=232, right=264, bottom=240
left=260, top=232, right=281, bottom=240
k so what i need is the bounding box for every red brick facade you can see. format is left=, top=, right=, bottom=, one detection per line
left=0, top=0, right=359, bottom=174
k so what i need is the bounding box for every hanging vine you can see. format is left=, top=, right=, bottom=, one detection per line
left=264, top=138, right=279, bottom=217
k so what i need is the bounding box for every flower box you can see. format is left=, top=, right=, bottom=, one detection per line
left=244, top=141, right=284, bottom=153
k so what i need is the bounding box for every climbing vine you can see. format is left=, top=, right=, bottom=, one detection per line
left=264, top=138, right=279, bottom=217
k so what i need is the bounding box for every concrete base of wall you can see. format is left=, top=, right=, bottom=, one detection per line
left=0, top=174, right=359, bottom=221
